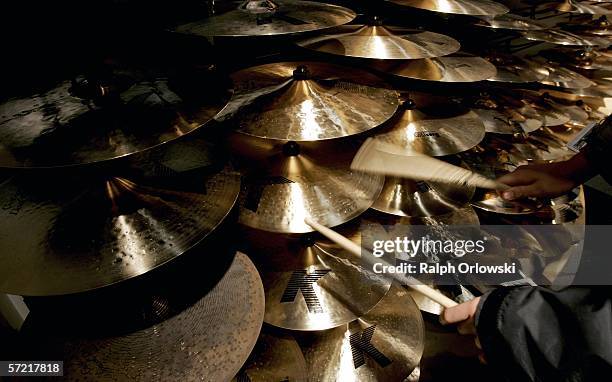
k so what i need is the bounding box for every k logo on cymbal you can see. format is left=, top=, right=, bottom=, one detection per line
left=280, top=269, right=331, bottom=313
left=349, top=325, right=392, bottom=369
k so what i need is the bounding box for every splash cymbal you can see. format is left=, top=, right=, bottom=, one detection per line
left=473, top=13, right=546, bottom=30
left=522, top=29, right=610, bottom=46
left=174, top=0, right=356, bottom=37
left=219, top=62, right=399, bottom=141
left=22, top=252, right=265, bottom=382
left=545, top=0, right=612, bottom=15
left=372, top=98, right=485, bottom=156
left=232, top=329, right=307, bottom=382
left=297, top=283, right=425, bottom=381
left=370, top=53, right=496, bottom=82
left=472, top=108, right=521, bottom=134
left=245, top=230, right=392, bottom=331
left=231, top=137, right=383, bottom=233
left=539, top=64, right=595, bottom=89
left=486, top=54, right=549, bottom=83
left=296, top=24, right=460, bottom=60
left=0, top=143, right=240, bottom=296
left=388, top=0, right=508, bottom=16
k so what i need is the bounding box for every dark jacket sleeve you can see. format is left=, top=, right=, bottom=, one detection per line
left=584, top=117, right=612, bottom=184
left=475, top=286, right=612, bottom=382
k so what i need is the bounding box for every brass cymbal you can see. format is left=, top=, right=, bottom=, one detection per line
left=370, top=53, right=497, bottom=82
left=174, top=0, right=356, bottom=37
left=372, top=177, right=475, bottom=218
left=232, top=329, right=307, bottom=382
left=23, top=252, right=265, bottom=381
left=296, top=24, right=460, bottom=60
left=522, top=29, right=611, bottom=46
left=372, top=99, right=485, bottom=156
left=539, top=64, right=595, bottom=89
left=388, top=0, right=508, bottom=16
left=472, top=108, right=521, bottom=134
left=545, top=0, right=612, bottom=15
left=561, top=16, right=612, bottom=36
left=541, top=47, right=612, bottom=70
left=486, top=54, right=549, bottom=83
left=219, top=62, right=399, bottom=141
left=0, top=72, right=230, bottom=168
left=231, top=137, right=384, bottom=233
left=0, top=144, right=240, bottom=296
left=473, top=13, right=546, bottom=30
left=298, top=283, right=425, bottom=381
left=473, top=190, right=544, bottom=214
left=245, top=230, right=392, bottom=331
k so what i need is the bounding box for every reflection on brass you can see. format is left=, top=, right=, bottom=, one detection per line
left=388, top=0, right=508, bottom=15
left=545, top=0, right=612, bottom=15
left=473, top=13, right=546, bottom=30
left=472, top=108, right=520, bottom=134
left=486, top=54, right=549, bottom=83
left=539, top=64, right=596, bottom=89
left=523, top=29, right=610, bottom=46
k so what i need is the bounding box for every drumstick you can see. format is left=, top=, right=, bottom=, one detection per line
left=351, top=138, right=510, bottom=191
left=304, top=217, right=458, bottom=309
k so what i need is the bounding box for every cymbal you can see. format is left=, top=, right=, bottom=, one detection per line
left=232, top=330, right=307, bottom=382
left=388, top=0, right=509, bottom=16
left=0, top=72, right=230, bottom=168
left=219, top=62, right=399, bottom=141
left=174, top=0, right=356, bottom=37
left=0, top=145, right=241, bottom=296
left=295, top=24, right=460, bottom=60
left=370, top=53, right=497, bottom=82
left=231, top=137, right=384, bottom=233
left=486, top=54, right=549, bottom=83
left=560, top=16, right=612, bottom=36
left=539, top=64, right=595, bottom=89
left=545, top=0, right=612, bottom=15
left=522, top=29, right=610, bottom=46
left=472, top=108, right=521, bottom=134
left=372, top=99, right=485, bottom=156
left=372, top=177, right=475, bottom=218
left=23, top=252, right=265, bottom=381
left=245, top=230, right=392, bottom=331
left=541, top=48, right=612, bottom=70
left=473, top=190, right=544, bottom=214
left=473, top=13, right=546, bottom=30
left=298, top=283, right=425, bottom=381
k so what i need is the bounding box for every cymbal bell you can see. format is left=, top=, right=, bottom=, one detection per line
left=522, top=29, right=611, bottom=46
left=545, top=0, right=612, bottom=15
left=174, top=0, right=356, bottom=37
left=473, top=13, right=546, bottom=30
left=388, top=0, right=509, bottom=16
left=231, top=136, right=384, bottom=233
left=245, top=230, right=392, bottom=331
left=297, top=283, right=425, bottom=381
left=370, top=53, right=497, bottom=82
left=219, top=62, right=399, bottom=141
left=296, top=24, right=460, bottom=60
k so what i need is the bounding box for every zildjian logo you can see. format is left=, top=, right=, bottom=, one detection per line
left=280, top=269, right=331, bottom=313
left=349, top=325, right=392, bottom=369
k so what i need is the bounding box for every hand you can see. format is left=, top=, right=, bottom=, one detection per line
left=497, top=165, right=577, bottom=200
left=440, top=297, right=486, bottom=363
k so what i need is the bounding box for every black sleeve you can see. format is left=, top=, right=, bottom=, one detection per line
left=584, top=116, right=612, bottom=184
left=475, top=286, right=612, bottom=382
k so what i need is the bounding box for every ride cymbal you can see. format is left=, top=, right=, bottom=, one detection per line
left=174, top=0, right=356, bottom=37
left=370, top=53, right=496, bottom=82
left=296, top=24, right=460, bottom=60
left=245, top=230, right=392, bottom=331
left=522, top=29, right=610, bottom=46
left=297, top=283, right=425, bottom=381
left=219, top=62, right=399, bottom=141
left=473, top=13, right=546, bottom=30
left=388, top=0, right=508, bottom=16
left=23, top=252, right=265, bottom=382
left=231, top=137, right=383, bottom=233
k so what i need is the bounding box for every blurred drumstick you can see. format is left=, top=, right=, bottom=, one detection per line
left=351, top=138, right=510, bottom=191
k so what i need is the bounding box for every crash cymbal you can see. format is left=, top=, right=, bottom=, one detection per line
left=0, top=67, right=230, bottom=168
left=545, top=0, right=612, bottom=15
left=231, top=137, right=383, bottom=233
left=174, top=0, right=356, bottom=37
left=219, top=62, right=399, bottom=141
left=539, top=64, right=595, bottom=88
left=522, top=29, right=610, bottom=46
left=372, top=98, right=485, bottom=156
left=388, top=0, right=508, bottom=16
left=298, top=283, right=425, bottom=381
left=245, top=230, right=392, bottom=331
left=486, top=54, right=549, bottom=83
left=232, top=330, right=307, bottom=382
left=23, top=252, right=265, bottom=382
left=296, top=24, right=460, bottom=60
left=472, top=13, right=547, bottom=30
left=472, top=108, right=521, bottom=134
left=0, top=143, right=241, bottom=296
left=370, top=53, right=496, bottom=82
left=372, top=177, right=475, bottom=218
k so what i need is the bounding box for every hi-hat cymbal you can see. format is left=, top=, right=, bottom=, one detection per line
left=545, top=0, right=612, bottom=15
left=370, top=53, right=496, bottom=82
left=296, top=24, right=460, bottom=60
left=174, top=0, right=356, bottom=37
left=232, top=329, right=307, bottom=382
left=372, top=177, right=475, bottom=218
left=231, top=137, right=383, bottom=233
left=388, top=0, right=509, bottom=16
left=473, top=13, right=547, bottom=30
left=372, top=98, right=485, bottom=156
left=297, top=283, right=425, bottom=381
left=522, top=29, right=610, bottom=46
left=23, top=252, right=265, bottom=382
left=245, top=230, right=392, bottom=331
left=486, top=54, right=550, bottom=83
left=219, top=62, right=399, bottom=141
left=472, top=108, right=521, bottom=134
left=539, top=64, right=595, bottom=88
left=0, top=143, right=240, bottom=296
